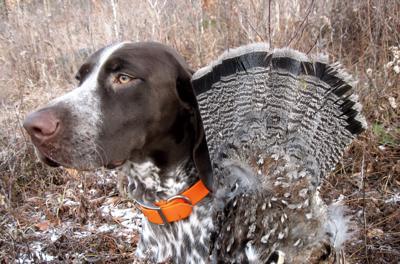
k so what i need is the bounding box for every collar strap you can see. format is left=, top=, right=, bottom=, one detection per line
left=135, top=180, right=210, bottom=225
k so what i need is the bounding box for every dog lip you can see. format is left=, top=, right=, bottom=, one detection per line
left=37, top=150, right=61, bottom=167
left=43, top=156, right=61, bottom=167
left=105, top=160, right=126, bottom=169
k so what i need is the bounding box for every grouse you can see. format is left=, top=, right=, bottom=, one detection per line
left=189, top=43, right=367, bottom=263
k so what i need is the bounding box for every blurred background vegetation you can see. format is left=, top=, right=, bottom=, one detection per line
left=0, top=0, right=399, bottom=262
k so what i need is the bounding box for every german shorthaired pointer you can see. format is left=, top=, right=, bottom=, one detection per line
left=24, top=42, right=365, bottom=263
left=24, top=42, right=214, bottom=262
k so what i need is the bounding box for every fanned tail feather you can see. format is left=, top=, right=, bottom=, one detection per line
left=192, top=43, right=367, bottom=183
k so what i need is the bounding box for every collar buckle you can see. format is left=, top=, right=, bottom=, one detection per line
left=166, top=194, right=192, bottom=205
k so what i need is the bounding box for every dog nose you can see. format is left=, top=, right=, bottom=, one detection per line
left=23, top=110, right=60, bottom=142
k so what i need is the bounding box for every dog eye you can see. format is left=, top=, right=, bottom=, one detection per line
left=116, top=74, right=134, bottom=84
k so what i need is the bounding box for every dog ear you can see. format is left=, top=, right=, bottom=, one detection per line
left=175, top=65, right=214, bottom=192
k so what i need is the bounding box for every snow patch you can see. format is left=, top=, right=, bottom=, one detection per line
left=385, top=193, right=400, bottom=204
left=100, top=203, right=142, bottom=230
left=17, top=243, right=55, bottom=263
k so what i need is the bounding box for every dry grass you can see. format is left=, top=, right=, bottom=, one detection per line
left=0, top=0, right=399, bottom=263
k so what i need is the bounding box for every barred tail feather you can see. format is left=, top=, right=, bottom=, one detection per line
left=192, top=43, right=366, bottom=181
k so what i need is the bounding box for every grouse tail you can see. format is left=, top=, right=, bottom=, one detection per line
left=192, top=43, right=367, bottom=181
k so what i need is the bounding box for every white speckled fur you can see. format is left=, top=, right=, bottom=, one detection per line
left=136, top=205, right=214, bottom=263
left=120, top=159, right=215, bottom=263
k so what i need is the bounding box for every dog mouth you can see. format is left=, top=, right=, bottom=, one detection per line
left=36, top=147, right=126, bottom=170
left=36, top=150, right=61, bottom=167
left=104, top=160, right=126, bottom=169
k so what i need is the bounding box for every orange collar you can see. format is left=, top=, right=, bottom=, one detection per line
left=135, top=180, right=210, bottom=225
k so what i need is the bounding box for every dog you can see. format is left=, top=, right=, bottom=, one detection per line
left=24, top=42, right=214, bottom=263
left=24, top=42, right=366, bottom=263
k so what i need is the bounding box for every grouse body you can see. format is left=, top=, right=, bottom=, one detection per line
left=190, top=43, right=366, bottom=263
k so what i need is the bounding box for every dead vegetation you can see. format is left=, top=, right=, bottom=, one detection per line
left=0, top=0, right=399, bottom=263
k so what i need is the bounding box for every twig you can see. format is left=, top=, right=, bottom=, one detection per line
left=286, top=0, right=315, bottom=47
left=306, top=32, right=320, bottom=54
left=268, top=0, right=272, bottom=48
left=110, top=0, right=120, bottom=40
left=361, top=151, right=369, bottom=263
left=245, top=16, right=265, bottom=42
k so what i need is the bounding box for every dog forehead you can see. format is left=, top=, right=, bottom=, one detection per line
left=82, top=43, right=129, bottom=85
left=113, top=42, right=176, bottom=57
left=51, top=42, right=126, bottom=106
left=107, top=42, right=185, bottom=72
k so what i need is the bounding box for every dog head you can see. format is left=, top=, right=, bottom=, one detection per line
left=23, top=42, right=213, bottom=189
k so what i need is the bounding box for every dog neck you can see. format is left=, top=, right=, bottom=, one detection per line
left=121, top=109, right=216, bottom=262
left=124, top=108, right=200, bottom=203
